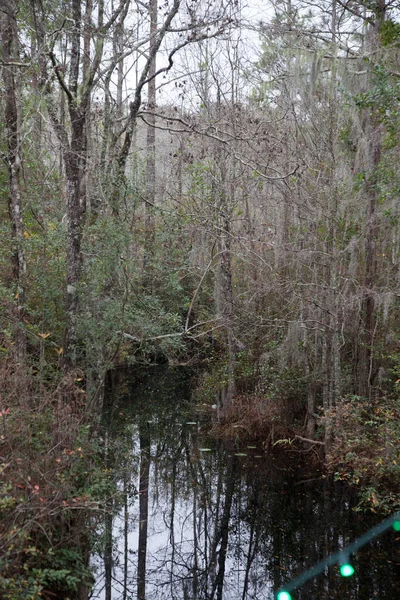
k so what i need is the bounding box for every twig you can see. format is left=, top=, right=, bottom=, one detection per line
left=295, top=435, right=325, bottom=446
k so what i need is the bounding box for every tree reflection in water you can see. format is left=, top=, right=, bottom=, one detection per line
left=91, top=367, right=400, bottom=600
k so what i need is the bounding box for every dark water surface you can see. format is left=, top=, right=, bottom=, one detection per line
left=91, top=367, right=400, bottom=600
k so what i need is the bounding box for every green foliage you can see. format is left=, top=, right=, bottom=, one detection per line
left=193, top=358, right=231, bottom=404
left=379, top=19, right=400, bottom=47
left=0, top=570, right=43, bottom=600
left=76, top=202, right=198, bottom=370
left=339, top=125, right=358, bottom=154
left=186, top=160, right=213, bottom=199
left=0, top=364, right=102, bottom=598
left=0, top=544, right=94, bottom=600
left=353, top=65, right=400, bottom=143
left=326, top=395, right=400, bottom=512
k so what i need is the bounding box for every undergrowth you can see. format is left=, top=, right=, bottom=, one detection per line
left=0, top=358, right=102, bottom=600
left=325, top=395, right=400, bottom=513
left=196, top=359, right=400, bottom=514
left=210, top=393, right=293, bottom=444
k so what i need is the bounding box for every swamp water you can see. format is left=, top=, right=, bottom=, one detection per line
left=91, top=367, right=399, bottom=600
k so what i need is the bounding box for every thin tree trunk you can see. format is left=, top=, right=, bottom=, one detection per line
left=118, top=0, right=181, bottom=176
left=32, top=0, right=107, bottom=368
left=143, top=0, right=157, bottom=286
left=214, top=153, right=236, bottom=415
left=1, top=0, right=26, bottom=361
left=303, top=312, right=317, bottom=437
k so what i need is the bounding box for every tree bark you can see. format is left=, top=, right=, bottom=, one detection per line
left=143, top=0, right=158, bottom=286
left=1, top=0, right=26, bottom=361
left=118, top=0, right=181, bottom=176
left=214, top=151, right=236, bottom=414
left=31, top=0, right=111, bottom=367
left=356, top=1, right=385, bottom=397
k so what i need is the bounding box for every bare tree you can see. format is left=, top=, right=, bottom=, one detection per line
left=28, top=0, right=236, bottom=369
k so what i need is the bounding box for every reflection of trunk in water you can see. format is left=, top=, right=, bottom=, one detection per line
left=181, top=441, right=200, bottom=600
left=207, top=454, right=223, bottom=593
left=185, top=439, right=218, bottom=599
left=191, top=463, right=199, bottom=600
left=241, top=486, right=262, bottom=600
left=123, top=471, right=128, bottom=600
left=184, top=440, right=211, bottom=600
left=96, top=368, right=400, bottom=600
left=169, top=453, right=179, bottom=599
left=104, top=428, right=113, bottom=600
left=137, top=423, right=150, bottom=600
left=104, top=506, right=113, bottom=600
left=210, top=455, right=237, bottom=600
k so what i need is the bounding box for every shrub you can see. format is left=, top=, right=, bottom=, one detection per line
left=325, top=394, right=400, bottom=512
left=0, top=358, right=98, bottom=599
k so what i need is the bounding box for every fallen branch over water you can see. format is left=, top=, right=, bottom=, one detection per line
left=295, top=435, right=325, bottom=446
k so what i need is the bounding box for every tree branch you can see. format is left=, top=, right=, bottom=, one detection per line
left=295, top=435, right=325, bottom=445
left=49, top=51, right=74, bottom=103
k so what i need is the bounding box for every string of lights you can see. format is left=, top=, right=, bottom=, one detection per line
left=275, top=512, right=400, bottom=600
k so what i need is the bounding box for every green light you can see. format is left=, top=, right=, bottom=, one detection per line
left=277, top=592, right=292, bottom=600
left=392, top=521, right=400, bottom=532
left=340, top=563, right=355, bottom=577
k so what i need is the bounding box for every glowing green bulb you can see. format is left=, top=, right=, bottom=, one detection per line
left=392, top=520, right=400, bottom=532
left=340, top=563, right=355, bottom=577
left=277, top=592, right=292, bottom=600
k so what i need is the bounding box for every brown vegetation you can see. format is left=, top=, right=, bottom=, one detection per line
left=210, top=393, right=301, bottom=446
left=0, top=353, right=97, bottom=598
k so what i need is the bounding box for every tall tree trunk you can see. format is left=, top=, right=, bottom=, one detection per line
left=32, top=0, right=86, bottom=367
left=62, top=0, right=86, bottom=367
left=1, top=0, right=26, bottom=361
left=64, top=108, right=86, bottom=367
left=118, top=0, right=181, bottom=177
left=215, top=214, right=236, bottom=413
left=356, top=2, right=385, bottom=397
left=143, top=0, right=157, bottom=286
left=32, top=0, right=111, bottom=368
left=214, top=154, right=236, bottom=415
